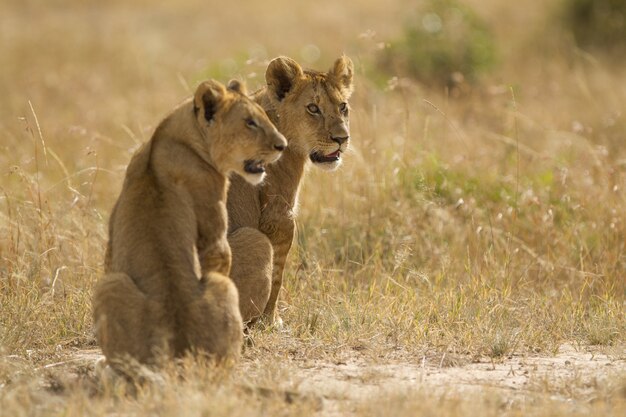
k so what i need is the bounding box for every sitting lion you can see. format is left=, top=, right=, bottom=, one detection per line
left=92, top=79, right=287, bottom=368
left=226, top=56, right=354, bottom=324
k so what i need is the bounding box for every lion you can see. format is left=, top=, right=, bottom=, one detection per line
left=226, top=56, right=354, bottom=324
left=92, top=79, right=287, bottom=370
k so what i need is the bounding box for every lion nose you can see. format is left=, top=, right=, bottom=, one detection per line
left=331, top=135, right=349, bottom=146
left=274, top=132, right=287, bottom=151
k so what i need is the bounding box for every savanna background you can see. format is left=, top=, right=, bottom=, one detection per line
left=0, top=0, right=624, bottom=415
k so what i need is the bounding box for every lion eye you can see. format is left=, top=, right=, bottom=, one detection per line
left=306, top=103, right=320, bottom=115
left=246, top=118, right=258, bottom=128
left=339, top=102, right=348, bottom=114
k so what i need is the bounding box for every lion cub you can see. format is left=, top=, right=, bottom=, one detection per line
left=93, top=80, right=287, bottom=369
left=227, top=56, right=354, bottom=325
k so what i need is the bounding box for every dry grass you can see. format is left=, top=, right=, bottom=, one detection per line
left=0, top=0, right=624, bottom=415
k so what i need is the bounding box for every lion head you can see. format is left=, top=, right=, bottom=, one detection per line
left=263, top=56, right=354, bottom=171
left=193, top=79, right=287, bottom=185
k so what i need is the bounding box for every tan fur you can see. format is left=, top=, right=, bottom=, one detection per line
left=93, top=79, right=287, bottom=368
left=227, top=56, right=354, bottom=324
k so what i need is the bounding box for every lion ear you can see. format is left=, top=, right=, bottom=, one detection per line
left=227, top=79, right=247, bottom=95
left=331, top=55, right=354, bottom=99
left=194, top=80, right=227, bottom=123
left=266, top=56, right=303, bottom=101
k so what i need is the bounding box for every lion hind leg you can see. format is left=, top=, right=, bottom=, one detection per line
left=228, top=227, right=273, bottom=324
left=92, top=273, right=168, bottom=368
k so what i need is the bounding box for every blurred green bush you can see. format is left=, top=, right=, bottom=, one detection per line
left=378, top=0, right=496, bottom=87
left=560, top=0, right=626, bottom=52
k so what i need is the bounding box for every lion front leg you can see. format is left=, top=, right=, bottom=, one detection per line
left=187, top=272, right=243, bottom=362
left=259, top=218, right=295, bottom=326
left=197, top=237, right=232, bottom=277
left=262, top=239, right=292, bottom=326
left=228, top=227, right=273, bottom=324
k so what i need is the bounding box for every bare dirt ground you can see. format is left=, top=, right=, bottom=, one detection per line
left=293, top=345, right=625, bottom=415
left=22, top=343, right=624, bottom=416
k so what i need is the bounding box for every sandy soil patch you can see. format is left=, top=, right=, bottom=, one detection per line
left=21, top=344, right=623, bottom=415
left=288, top=344, right=624, bottom=414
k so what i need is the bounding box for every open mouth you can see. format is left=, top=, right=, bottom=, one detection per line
left=310, top=150, right=341, bottom=164
left=244, top=159, right=266, bottom=174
